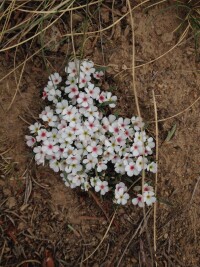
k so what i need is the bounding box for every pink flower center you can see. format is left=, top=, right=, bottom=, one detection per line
left=117, top=137, right=122, bottom=143
left=41, top=132, right=46, bottom=137
left=130, top=165, right=134, bottom=170
left=99, top=95, right=104, bottom=101
left=100, top=185, right=104, bottom=189
left=48, top=144, right=53, bottom=149
left=114, top=128, right=119, bottom=133
left=92, top=147, right=97, bottom=152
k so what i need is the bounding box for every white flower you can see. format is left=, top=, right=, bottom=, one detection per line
left=62, top=105, right=77, bottom=121
left=130, top=142, right=144, bottom=157
left=144, top=191, right=156, bottom=206
left=85, top=82, right=100, bottom=99
left=135, top=156, right=148, bottom=172
left=83, top=154, right=98, bottom=170
left=118, top=117, right=131, bottom=131
left=97, top=161, right=107, bottom=172
left=61, top=128, right=76, bottom=143
left=143, top=183, right=154, bottom=193
left=25, top=136, right=36, bottom=147
left=82, top=180, right=90, bottom=191
left=87, top=141, right=102, bottom=158
left=72, top=174, right=85, bottom=186
left=79, top=127, right=91, bottom=142
left=65, top=60, right=80, bottom=77
left=90, top=177, right=99, bottom=187
left=80, top=105, right=99, bottom=120
left=49, top=128, right=60, bottom=142
left=33, top=146, right=45, bottom=165
left=134, top=131, right=146, bottom=145
left=105, top=137, right=120, bottom=154
left=97, top=92, right=106, bottom=103
left=115, top=188, right=129, bottom=205
left=29, top=122, right=41, bottom=134
left=49, top=159, right=60, bottom=172
left=65, top=162, right=82, bottom=174
left=111, top=154, right=120, bottom=164
left=124, top=127, right=134, bottom=139
left=78, top=72, right=91, bottom=88
left=77, top=92, right=93, bottom=108
left=56, top=100, right=68, bottom=114
left=42, top=140, right=59, bottom=156
left=132, top=194, right=144, bottom=207
left=66, top=75, right=78, bottom=86
left=85, top=117, right=99, bottom=133
left=109, top=121, right=120, bottom=135
left=42, top=112, right=58, bottom=127
left=103, top=150, right=114, bottom=162
left=147, top=162, right=157, bottom=173
left=115, top=134, right=126, bottom=147
left=125, top=162, right=140, bottom=176
left=36, top=129, right=50, bottom=142
left=39, top=106, right=52, bottom=119
left=115, top=161, right=125, bottom=174
left=131, top=116, right=144, bottom=131
left=69, top=113, right=81, bottom=127
left=80, top=61, right=95, bottom=76
left=93, top=71, right=104, bottom=79
left=95, top=180, right=109, bottom=195
left=145, top=137, right=155, bottom=154
left=123, top=153, right=133, bottom=166
left=48, top=72, right=62, bottom=86
left=75, top=141, right=88, bottom=156
left=47, top=88, right=61, bottom=103
left=65, top=85, right=79, bottom=98
left=106, top=92, right=117, bottom=108
left=115, top=182, right=128, bottom=192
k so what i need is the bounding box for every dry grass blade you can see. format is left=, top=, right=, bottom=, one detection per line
left=152, top=90, right=159, bottom=267
left=154, top=95, right=200, bottom=122
left=126, top=0, right=141, bottom=118
left=82, top=210, right=116, bottom=262
left=23, top=172, right=32, bottom=206
left=16, top=259, right=41, bottom=267
left=116, top=209, right=151, bottom=267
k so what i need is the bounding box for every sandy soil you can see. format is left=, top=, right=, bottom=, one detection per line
left=0, top=2, right=199, bottom=267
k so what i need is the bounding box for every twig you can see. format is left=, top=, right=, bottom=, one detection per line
left=89, top=191, right=110, bottom=222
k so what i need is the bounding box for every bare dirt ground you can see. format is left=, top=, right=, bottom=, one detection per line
left=0, top=1, right=200, bottom=267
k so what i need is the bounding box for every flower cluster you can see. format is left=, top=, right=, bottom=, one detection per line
left=26, top=59, right=157, bottom=207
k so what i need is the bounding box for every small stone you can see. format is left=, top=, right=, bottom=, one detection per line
left=6, top=197, right=16, bottom=208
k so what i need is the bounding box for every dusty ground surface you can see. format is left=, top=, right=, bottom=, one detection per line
left=0, top=1, right=200, bottom=267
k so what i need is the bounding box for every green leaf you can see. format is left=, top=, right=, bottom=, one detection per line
left=99, top=101, right=116, bottom=107
left=95, top=66, right=107, bottom=72
left=165, top=124, right=177, bottom=142
left=158, top=198, right=173, bottom=207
